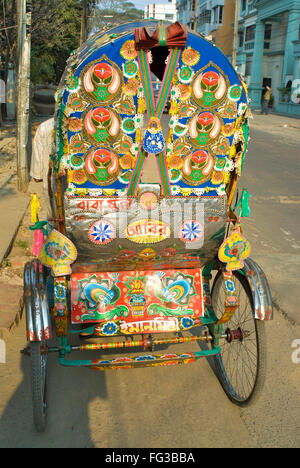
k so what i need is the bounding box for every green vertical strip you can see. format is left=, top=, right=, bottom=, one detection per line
left=138, top=50, right=156, bottom=118
left=157, top=152, right=171, bottom=196
left=156, top=48, right=180, bottom=118
left=127, top=149, right=147, bottom=197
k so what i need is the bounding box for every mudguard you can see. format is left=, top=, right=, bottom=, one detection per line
left=23, top=260, right=53, bottom=341
left=242, top=257, right=273, bottom=320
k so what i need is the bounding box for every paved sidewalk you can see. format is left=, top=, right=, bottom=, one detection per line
left=251, top=109, right=300, bottom=129
left=0, top=178, right=45, bottom=341
left=0, top=178, right=30, bottom=265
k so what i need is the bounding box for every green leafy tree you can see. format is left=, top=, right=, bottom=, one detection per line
left=91, top=0, right=144, bottom=32
left=0, top=0, right=85, bottom=85
left=0, top=0, right=18, bottom=82
left=31, top=0, right=83, bottom=84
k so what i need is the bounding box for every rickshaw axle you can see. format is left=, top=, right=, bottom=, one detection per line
left=225, top=328, right=250, bottom=343
left=21, top=328, right=248, bottom=358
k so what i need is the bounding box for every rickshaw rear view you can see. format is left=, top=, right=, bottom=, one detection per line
left=22, top=21, right=273, bottom=432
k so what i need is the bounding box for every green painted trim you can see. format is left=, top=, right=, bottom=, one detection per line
left=58, top=347, right=221, bottom=368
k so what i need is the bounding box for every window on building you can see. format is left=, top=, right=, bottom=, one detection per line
left=212, top=6, right=223, bottom=25
left=241, top=0, right=247, bottom=12
left=244, top=25, right=255, bottom=50
left=245, top=25, right=255, bottom=42
left=218, top=6, right=223, bottom=24
left=238, top=30, right=244, bottom=48
left=199, top=9, right=211, bottom=26
left=264, top=23, right=272, bottom=49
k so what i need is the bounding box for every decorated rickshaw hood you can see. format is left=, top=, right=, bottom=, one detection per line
left=52, top=21, right=249, bottom=198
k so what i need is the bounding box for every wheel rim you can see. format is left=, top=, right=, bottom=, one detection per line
left=40, top=345, right=47, bottom=414
left=31, top=341, right=48, bottom=431
left=212, top=272, right=259, bottom=402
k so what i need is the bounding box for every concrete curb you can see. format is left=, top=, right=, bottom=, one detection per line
left=0, top=196, right=30, bottom=267
left=0, top=299, right=24, bottom=342
left=0, top=202, right=29, bottom=342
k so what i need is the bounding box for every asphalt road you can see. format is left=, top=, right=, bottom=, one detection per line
left=0, top=113, right=299, bottom=448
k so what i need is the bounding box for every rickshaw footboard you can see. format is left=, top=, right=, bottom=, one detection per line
left=57, top=347, right=221, bottom=370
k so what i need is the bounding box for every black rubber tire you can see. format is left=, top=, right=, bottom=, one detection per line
left=211, top=270, right=267, bottom=406
left=31, top=342, right=47, bottom=432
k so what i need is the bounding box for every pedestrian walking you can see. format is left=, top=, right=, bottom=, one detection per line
left=261, top=85, right=272, bottom=115
left=30, top=117, right=55, bottom=215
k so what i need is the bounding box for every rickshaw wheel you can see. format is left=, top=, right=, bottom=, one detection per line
left=31, top=341, right=47, bottom=432
left=211, top=270, right=266, bottom=406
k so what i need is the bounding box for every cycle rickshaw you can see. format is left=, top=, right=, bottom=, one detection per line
left=23, top=21, right=273, bottom=432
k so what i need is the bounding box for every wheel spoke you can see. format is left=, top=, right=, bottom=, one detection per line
left=211, top=270, right=265, bottom=405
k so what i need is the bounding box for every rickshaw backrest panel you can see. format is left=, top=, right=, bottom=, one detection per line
left=65, top=186, right=227, bottom=272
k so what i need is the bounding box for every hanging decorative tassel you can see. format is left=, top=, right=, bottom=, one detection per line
left=233, top=188, right=252, bottom=218
left=218, top=224, right=250, bottom=271
left=30, top=193, right=40, bottom=224
left=30, top=221, right=48, bottom=257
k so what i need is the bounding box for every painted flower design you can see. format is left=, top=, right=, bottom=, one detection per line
left=197, top=112, right=214, bottom=128
left=92, top=107, right=111, bottom=126
left=45, top=241, right=70, bottom=260
left=116, top=249, right=136, bottom=262
left=138, top=248, right=157, bottom=260
left=124, top=78, right=139, bottom=96
left=123, top=60, right=138, bottom=78
left=228, top=85, right=242, bottom=101
left=136, top=355, right=156, bottom=361
left=162, top=247, right=177, bottom=258
left=120, top=40, right=137, bottom=60
left=178, top=66, right=194, bottom=83
left=68, top=117, right=82, bottom=132
left=72, top=169, right=86, bottom=184
left=177, top=83, right=191, bottom=101
left=168, top=154, right=183, bottom=169
left=120, top=153, right=134, bottom=169
left=180, top=317, right=194, bottom=329
left=93, top=62, right=113, bottom=81
left=89, top=220, right=115, bottom=245
left=182, top=47, right=200, bottom=66
left=180, top=220, right=203, bottom=243
left=201, top=71, right=219, bottom=88
left=54, top=284, right=66, bottom=299
left=225, top=280, right=235, bottom=292
left=102, top=322, right=118, bottom=336
left=225, top=241, right=246, bottom=258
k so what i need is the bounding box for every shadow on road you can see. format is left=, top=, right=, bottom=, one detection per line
left=0, top=334, right=109, bottom=448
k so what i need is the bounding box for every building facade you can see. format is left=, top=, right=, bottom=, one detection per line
left=144, top=0, right=178, bottom=22
left=177, top=0, right=235, bottom=56
left=236, top=0, right=300, bottom=116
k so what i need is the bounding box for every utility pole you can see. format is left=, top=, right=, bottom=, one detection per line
left=80, top=0, right=88, bottom=46
left=193, top=0, right=198, bottom=32
left=16, top=0, right=31, bottom=193
left=232, top=0, right=239, bottom=68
